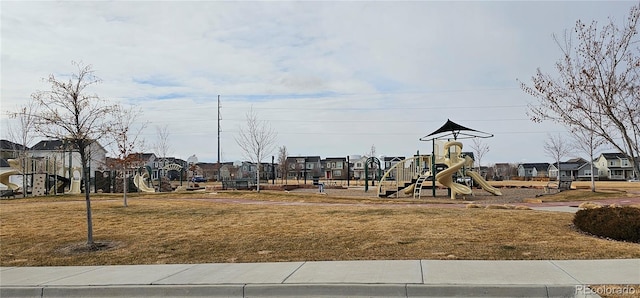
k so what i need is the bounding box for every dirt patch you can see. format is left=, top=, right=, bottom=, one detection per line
left=56, top=241, right=123, bottom=255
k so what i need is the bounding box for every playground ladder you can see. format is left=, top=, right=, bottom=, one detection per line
left=413, top=174, right=429, bottom=199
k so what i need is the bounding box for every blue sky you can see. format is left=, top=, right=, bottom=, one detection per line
left=1, top=1, right=637, bottom=164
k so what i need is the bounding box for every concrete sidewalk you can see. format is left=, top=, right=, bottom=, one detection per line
left=1, top=259, right=638, bottom=297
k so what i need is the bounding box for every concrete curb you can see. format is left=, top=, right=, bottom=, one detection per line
left=0, top=284, right=589, bottom=298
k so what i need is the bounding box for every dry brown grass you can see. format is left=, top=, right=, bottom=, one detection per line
left=2, top=190, right=639, bottom=267
left=538, top=189, right=634, bottom=202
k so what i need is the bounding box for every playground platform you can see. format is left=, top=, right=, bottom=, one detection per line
left=2, top=259, right=638, bottom=297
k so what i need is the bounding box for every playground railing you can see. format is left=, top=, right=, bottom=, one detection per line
left=377, top=155, right=431, bottom=198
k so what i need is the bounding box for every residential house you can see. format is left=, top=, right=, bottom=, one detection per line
left=30, top=139, right=107, bottom=178
left=351, top=156, right=369, bottom=180
left=125, top=153, right=157, bottom=178
left=234, top=161, right=256, bottom=180
left=381, top=156, right=405, bottom=180
left=491, top=163, right=515, bottom=180
left=218, top=163, right=238, bottom=181
left=285, top=156, right=322, bottom=181
left=322, top=157, right=348, bottom=180
left=517, top=163, right=550, bottom=179
left=196, top=162, right=218, bottom=181
left=595, top=153, right=636, bottom=180
left=548, top=158, right=594, bottom=181
left=1, top=139, right=28, bottom=160
left=382, top=156, right=405, bottom=171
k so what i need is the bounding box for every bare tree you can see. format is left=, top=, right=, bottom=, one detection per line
left=470, top=138, right=490, bottom=177
left=154, top=125, right=171, bottom=192
left=6, top=101, right=37, bottom=197
left=29, top=61, right=116, bottom=247
left=520, top=4, right=640, bottom=178
left=571, top=122, right=607, bottom=192
left=109, top=105, right=147, bottom=206
left=544, top=134, right=573, bottom=181
left=235, top=107, right=277, bottom=192
left=277, top=145, right=288, bottom=184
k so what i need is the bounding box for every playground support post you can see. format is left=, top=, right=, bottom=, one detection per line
left=364, top=157, right=381, bottom=192
left=346, top=155, right=350, bottom=187
left=432, top=140, right=436, bottom=197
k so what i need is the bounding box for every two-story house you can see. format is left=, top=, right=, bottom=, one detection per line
left=595, top=153, right=635, bottom=180
left=351, top=155, right=369, bottom=180
left=381, top=156, right=405, bottom=180
left=322, top=157, right=348, bottom=180
left=285, top=156, right=322, bottom=182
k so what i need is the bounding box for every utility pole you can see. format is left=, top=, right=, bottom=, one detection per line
left=217, top=95, right=221, bottom=184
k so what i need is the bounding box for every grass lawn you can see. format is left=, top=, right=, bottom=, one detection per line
left=1, top=188, right=639, bottom=266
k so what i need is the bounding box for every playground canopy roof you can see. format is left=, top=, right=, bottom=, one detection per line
left=419, top=119, right=494, bottom=141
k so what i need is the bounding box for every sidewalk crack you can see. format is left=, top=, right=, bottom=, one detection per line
left=548, top=260, right=582, bottom=284
left=281, top=261, right=306, bottom=284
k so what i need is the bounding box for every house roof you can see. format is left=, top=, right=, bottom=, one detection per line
left=554, top=162, right=584, bottom=171
left=324, top=157, right=346, bottom=161
left=552, top=158, right=589, bottom=171
left=566, top=157, right=587, bottom=163
left=520, top=163, right=550, bottom=171
left=31, top=139, right=69, bottom=150
left=31, top=139, right=106, bottom=152
left=287, top=156, right=321, bottom=162
left=0, top=139, right=29, bottom=151
left=601, top=153, right=629, bottom=160
left=383, top=156, right=405, bottom=162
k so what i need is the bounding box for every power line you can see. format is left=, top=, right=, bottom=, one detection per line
left=142, top=103, right=530, bottom=112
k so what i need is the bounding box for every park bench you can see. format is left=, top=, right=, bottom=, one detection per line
left=545, top=177, right=573, bottom=193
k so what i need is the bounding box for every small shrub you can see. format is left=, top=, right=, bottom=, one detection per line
left=573, top=207, right=640, bottom=243
left=578, top=201, right=602, bottom=209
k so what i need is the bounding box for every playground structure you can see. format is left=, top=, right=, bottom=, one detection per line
left=378, top=119, right=502, bottom=199
left=133, top=170, right=155, bottom=193
left=0, top=169, right=21, bottom=191
left=0, top=157, right=82, bottom=196
left=0, top=153, right=190, bottom=196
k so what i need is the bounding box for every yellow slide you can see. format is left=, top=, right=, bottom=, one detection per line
left=0, top=169, right=21, bottom=190
left=134, top=172, right=155, bottom=192
left=436, top=141, right=473, bottom=200
left=466, top=170, right=502, bottom=196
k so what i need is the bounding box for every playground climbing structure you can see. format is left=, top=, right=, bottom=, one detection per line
left=377, top=119, right=502, bottom=199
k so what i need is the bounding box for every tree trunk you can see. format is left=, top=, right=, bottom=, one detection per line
left=123, top=165, right=128, bottom=207
left=590, top=161, right=596, bottom=192
left=83, top=167, right=94, bottom=246
left=256, top=166, right=260, bottom=192
left=79, top=149, right=94, bottom=247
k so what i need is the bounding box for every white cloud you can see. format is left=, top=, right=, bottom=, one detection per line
left=1, top=1, right=635, bottom=165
